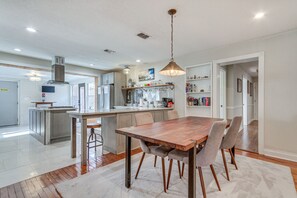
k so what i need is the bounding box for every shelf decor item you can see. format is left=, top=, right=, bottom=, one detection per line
left=159, top=9, right=185, bottom=77
left=138, top=68, right=155, bottom=81
left=237, top=78, right=242, bottom=93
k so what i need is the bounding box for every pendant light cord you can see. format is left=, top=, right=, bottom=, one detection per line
left=171, top=13, right=174, bottom=61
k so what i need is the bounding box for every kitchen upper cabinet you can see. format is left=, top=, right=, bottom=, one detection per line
left=102, top=72, right=114, bottom=85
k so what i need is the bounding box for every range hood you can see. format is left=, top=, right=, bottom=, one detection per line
left=47, top=56, right=69, bottom=84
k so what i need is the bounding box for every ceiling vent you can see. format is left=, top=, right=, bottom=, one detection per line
left=137, top=32, right=150, bottom=39
left=104, top=49, right=116, bottom=54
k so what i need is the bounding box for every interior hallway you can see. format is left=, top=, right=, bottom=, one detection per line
left=235, top=120, right=258, bottom=153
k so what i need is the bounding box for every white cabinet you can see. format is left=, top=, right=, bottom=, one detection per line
left=102, top=72, right=114, bottom=85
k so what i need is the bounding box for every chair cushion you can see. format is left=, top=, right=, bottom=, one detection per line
left=168, top=149, right=188, bottom=161
left=150, top=146, right=172, bottom=158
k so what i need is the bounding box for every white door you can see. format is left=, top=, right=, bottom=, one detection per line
left=0, top=81, right=18, bottom=126
left=242, top=77, right=248, bottom=125
left=219, top=69, right=226, bottom=119
left=254, top=82, right=258, bottom=120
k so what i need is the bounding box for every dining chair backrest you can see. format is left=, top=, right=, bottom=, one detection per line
left=167, top=110, right=179, bottom=120
left=196, top=121, right=227, bottom=167
left=220, top=116, right=242, bottom=149
left=135, top=112, right=154, bottom=126
left=134, top=112, right=154, bottom=153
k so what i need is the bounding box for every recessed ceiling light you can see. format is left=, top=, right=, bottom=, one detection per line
left=90, top=64, right=94, bottom=66
left=254, top=12, right=265, bottom=19
left=136, top=59, right=141, bottom=63
left=26, top=27, right=37, bottom=33
left=14, top=48, right=21, bottom=52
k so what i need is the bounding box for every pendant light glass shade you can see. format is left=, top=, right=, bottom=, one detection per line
left=159, top=9, right=185, bottom=77
left=159, top=60, right=185, bottom=76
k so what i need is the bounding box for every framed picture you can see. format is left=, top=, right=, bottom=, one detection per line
left=138, top=68, right=155, bottom=81
left=247, top=80, right=250, bottom=94
left=250, top=82, right=253, bottom=96
left=237, top=78, right=242, bottom=93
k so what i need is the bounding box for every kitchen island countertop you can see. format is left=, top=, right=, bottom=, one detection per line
left=67, top=107, right=173, bottom=118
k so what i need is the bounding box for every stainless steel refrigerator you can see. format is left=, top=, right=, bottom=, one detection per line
left=98, top=84, right=115, bottom=109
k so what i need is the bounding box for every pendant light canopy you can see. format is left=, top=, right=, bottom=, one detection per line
left=159, top=9, right=185, bottom=77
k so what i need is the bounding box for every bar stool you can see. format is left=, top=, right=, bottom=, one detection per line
left=87, top=120, right=103, bottom=158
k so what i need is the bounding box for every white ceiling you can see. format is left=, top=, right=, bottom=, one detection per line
left=0, top=0, right=297, bottom=70
left=0, top=66, right=91, bottom=82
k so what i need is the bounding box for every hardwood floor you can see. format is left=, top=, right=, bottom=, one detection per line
left=0, top=147, right=296, bottom=197
left=235, top=120, right=258, bottom=153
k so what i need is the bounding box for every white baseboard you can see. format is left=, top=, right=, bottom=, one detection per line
left=263, top=148, right=297, bottom=162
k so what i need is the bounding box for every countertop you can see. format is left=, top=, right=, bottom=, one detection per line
left=67, top=107, right=173, bottom=117
left=29, top=107, right=77, bottom=111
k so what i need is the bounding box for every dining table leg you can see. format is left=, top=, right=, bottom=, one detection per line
left=81, top=118, right=87, bottom=165
left=188, top=144, right=197, bottom=198
left=71, top=117, right=77, bottom=158
left=125, top=136, right=131, bottom=188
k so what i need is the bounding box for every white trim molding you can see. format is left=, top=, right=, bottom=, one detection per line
left=226, top=105, right=243, bottom=110
left=264, top=148, right=297, bottom=162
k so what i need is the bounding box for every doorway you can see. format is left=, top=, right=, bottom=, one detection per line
left=0, top=81, right=18, bottom=127
left=213, top=52, right=263, bottom=154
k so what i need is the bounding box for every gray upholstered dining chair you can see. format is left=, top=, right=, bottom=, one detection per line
left=167, top=121, right=227, bottom=197
left=167, top=110, right=179, bottom=120
left=134, top=112, right=172, bottom=192
left=220, top=116, right=242, bottom=181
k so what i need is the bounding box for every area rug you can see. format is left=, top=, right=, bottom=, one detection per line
left=56, top=152, right=296, bottom=198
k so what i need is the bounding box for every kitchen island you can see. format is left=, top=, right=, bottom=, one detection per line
left=68, top=107, right=173, bottom=165
left=29, top=107, right=76, bottom=144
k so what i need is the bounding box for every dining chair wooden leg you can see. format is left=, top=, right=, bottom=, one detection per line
left=154, top=155, right=157, bottom=167
left=135, top=152, right=146, bottom=179
left=210, top=164, right=221, bottom=191
left=181, top=162, right=185, bottom=177
left=198, top=167, right=206, bottom=198
left=221, top=149, right=230, bottom=181
left=161, top=158, right=167, bottom=192
left=229, top=149, right=238, bottom=170
left=167, top=159, right=173, bottom=189
left=177, top=161, right=182, bottom=178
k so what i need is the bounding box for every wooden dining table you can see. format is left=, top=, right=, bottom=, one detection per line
left=116, top=116, right=231, bottom=198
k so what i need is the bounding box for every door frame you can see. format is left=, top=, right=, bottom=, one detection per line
left=219, top=68, right=227, bottom=119
left=78, top=83, right=86, bottom=111
left=213, top=52, right=264, bottom=154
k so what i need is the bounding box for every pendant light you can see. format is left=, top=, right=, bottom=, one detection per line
left=123, top=65, right=130, bottom=75
left=159, top=9, right=185, bottom=77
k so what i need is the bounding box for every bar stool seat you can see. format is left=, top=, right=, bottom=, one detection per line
left=87, top=123, right=102, bottom=128
left=87, top=122, right=103, bottom=158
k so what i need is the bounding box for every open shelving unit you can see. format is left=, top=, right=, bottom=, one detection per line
left=121, top=84, right=174, bottom=91
left=185, top=62, right=213, bottom=117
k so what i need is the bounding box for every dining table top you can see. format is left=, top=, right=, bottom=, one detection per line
left=116, top=116, right=229, bottom=151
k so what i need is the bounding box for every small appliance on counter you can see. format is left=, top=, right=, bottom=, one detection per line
left=162, top=98, right=173, bottom=108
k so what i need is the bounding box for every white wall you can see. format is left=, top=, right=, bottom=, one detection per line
left=13, top=79, right=70, bottom=126
left=129, top=29, right=297, bottom=160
